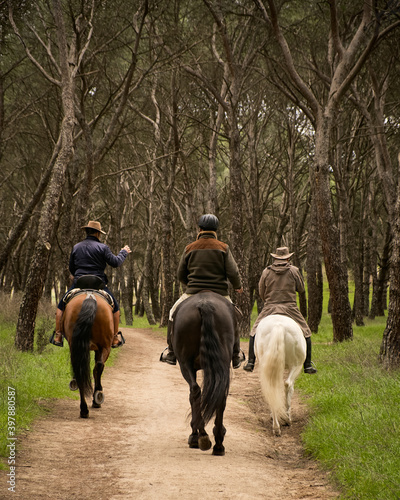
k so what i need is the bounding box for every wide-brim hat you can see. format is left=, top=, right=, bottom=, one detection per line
left=270, top=246, right=294, bottom=260
left=81, top=220, right=106, bottom=234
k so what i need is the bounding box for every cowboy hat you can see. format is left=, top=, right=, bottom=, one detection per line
left=270, top=246, right=294, bottom=260
left=81, top=220, right=106, bottom=234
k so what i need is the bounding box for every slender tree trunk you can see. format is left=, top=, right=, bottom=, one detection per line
left=306, top=191, right=323, bottom=333
left=160, top=193, right=174, bottom=327
left=370, top=224, right=390, bottom=318
left=142, top=174, right=157, bottom=325
left=380, top=153, right=400, bottom=369
left=226, top=109, right=251, bottom=335
left=314, top=115, right=353, bottom=342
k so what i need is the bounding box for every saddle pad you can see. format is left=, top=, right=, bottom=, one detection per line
left=63, top=289, right=114, bottom=309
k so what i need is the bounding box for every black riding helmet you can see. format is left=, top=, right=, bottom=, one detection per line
left=198, top=214, right=219, bottom=231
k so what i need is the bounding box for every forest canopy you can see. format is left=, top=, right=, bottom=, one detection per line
left=1, top=0, right=400, bottom=366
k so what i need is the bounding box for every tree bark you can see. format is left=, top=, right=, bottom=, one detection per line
left=314, top=116, right=353, bottom=341
left=306, top=189, right=323, bottom=333
left=15, top=0, right=76, bottom=351
left=380, top=154, right=400, bottom=368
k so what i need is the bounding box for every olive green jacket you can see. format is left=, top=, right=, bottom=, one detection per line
left=177, top=231, right=242, bottom=296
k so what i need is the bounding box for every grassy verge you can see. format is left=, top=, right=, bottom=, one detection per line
left=297, top=309, right=400, bottom=499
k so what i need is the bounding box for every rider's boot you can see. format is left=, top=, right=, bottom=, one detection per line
left=303, top=337, right=317, bottom=374
left=232, top=309, right=245, bottom=369
left=50, top=308, right=64, bottom=347
left=112, top=311, right=125, bottom=348
left=243, top=335, right=256, bottom=372
left=160, top=320, right=177, bottom=365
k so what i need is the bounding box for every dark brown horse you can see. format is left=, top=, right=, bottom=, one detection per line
left=62, top=291, right=114, bottom=418
left=172, top=291, right=235, bottom=456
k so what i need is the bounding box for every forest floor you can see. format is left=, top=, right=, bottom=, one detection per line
left=1, top=327, right=340, bottom=500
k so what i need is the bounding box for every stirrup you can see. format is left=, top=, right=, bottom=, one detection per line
left=49, top=330, right=63, bottom=347
left=159, top=347, right=177, bottom=365
left=304, top=361, right=317, bottom=374
left=111, top=331, right=125, bottom=349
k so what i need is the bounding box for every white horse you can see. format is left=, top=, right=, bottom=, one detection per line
left=255, top=314, right=306, bottom=437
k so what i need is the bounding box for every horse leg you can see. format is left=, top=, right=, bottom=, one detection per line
left=188, top=385, right=199, bottom=448
left=212, top=402, right=227, bottom=456
left=79, top=388, right=89, bottom=418
left=189, top=382, right=211, bottom=451
left=283, top=364, right=303, bottom=425
left=271, top=410, right=281, bottom=437
left=92, top=350, right=105, bottom=408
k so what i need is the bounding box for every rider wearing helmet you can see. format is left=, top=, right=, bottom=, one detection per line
left=160, top=214, right=244, bottom=368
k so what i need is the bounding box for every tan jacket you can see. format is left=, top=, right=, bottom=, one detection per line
left=250, top=262, right=311, bottom=338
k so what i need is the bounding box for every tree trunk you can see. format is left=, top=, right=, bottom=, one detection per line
left=227, top=110, right=251, bottom=335
left=15, top=0, right=76, bottom=351
left=15, top=140, right=74, bottom=350
left=314, top=116, right=353, bottom=342
left=380, top=153, right=400, bottom=368
left=370, top=224, right=390, bottom=318
left=306, top=191, right=323, bottom=333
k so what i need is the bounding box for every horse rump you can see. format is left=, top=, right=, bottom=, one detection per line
left=255, top=315, right=306, bottom=435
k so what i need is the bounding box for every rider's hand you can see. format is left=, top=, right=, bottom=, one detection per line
left=122, top=245, right=132, bottom=254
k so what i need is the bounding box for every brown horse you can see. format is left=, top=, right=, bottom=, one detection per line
left=62, top=291, right=114, bottom=418
left=172, top=291, right=235, bottom=456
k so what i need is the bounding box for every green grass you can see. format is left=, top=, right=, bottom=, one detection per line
left=2, top=293, right=400, bottom=499
left=297, top=308, right=400, bottom=499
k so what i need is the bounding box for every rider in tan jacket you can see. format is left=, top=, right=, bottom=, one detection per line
left=243, top=246, right=317, bottom=374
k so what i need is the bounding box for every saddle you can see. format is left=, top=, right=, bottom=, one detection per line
left=63, top=275, right=114, bottom=309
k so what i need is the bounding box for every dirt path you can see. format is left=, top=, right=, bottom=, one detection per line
left=2, top=328, right=339, bottom=500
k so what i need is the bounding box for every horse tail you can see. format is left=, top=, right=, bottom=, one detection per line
left=70, top=296, right=97, bottom=397
left=258, top=325, right=286, bottom=422
left=198, top=300, right=230, bottom=425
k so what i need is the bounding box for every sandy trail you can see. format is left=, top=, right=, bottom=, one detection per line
left=1, top=327, right=338, bottom=499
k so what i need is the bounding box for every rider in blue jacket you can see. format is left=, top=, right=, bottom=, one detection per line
left=51, top=220, right=131, bottom=348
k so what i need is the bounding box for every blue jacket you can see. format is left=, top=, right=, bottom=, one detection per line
left=69, top=235, right=128, bottom=285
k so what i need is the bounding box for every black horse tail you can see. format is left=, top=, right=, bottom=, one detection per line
left=198, top=300, right=230, bottom=424
left=70, top=296, right=97, bottom=397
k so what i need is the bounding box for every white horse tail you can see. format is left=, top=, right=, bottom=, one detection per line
left=258, top=325, right=286, bottom=425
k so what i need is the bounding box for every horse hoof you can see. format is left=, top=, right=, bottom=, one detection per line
left=94, top=391, right=104, bottom=405
left=69, top=379, right=78, bottom=391
left=212, top=445, right=225, bottom=456
left=198, top=436, right=212, bottom=451
left=80, top=412, right=89, bottom=419
left=188, top=434, right=199, bottom=448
